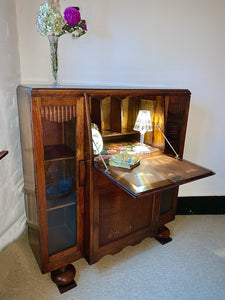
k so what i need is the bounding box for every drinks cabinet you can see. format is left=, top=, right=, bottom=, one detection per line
left=17, top=85, right=214, bottom=293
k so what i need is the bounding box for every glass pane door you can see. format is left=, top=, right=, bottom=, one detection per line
left=42, top=114, right=77, bottom=255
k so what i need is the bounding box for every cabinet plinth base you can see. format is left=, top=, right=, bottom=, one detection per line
left=155, top=226, right=172, bottom=245
left=56, top=280, right=77, bottom=294
left=51, top=264, right=77, bottom=294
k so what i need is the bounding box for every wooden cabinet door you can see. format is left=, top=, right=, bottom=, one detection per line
left=87, top=170, right=160, bottom=264
left=32, top=95, right=84, bottom=272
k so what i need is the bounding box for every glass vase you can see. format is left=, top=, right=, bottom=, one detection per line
left=48, top=35, right=61, bottom=87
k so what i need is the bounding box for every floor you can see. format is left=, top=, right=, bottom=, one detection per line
left=0, top=215, right=225, bottom=300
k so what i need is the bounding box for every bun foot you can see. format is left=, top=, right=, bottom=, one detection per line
left=51, top=264, right=77, bottom=293
left=156, top=226, right=172, bottom=245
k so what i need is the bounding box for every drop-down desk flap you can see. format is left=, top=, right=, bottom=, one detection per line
left=94, top=154, right=214, bottom=198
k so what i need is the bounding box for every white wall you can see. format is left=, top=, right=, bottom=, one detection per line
left=0, top=0, right=223, bottom=251
left=0, top=0, right=26, bottom=251
left=15, top=0, right=225, bottom=197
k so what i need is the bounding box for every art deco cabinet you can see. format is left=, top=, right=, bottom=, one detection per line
left=17, top=85, right=214, bottom=293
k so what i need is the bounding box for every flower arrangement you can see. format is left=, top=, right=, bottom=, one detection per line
left=36, top=1, right=87, bottom=85
left=37, top=1, right=87, bottom=38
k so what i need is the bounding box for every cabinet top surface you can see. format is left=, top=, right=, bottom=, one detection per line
left=17, top=84, right=191, bottom=95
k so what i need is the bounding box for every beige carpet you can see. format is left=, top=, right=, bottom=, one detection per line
left=0, top=215, right=225, bottom=300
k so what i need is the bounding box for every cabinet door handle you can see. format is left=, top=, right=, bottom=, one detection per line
left=79, top=160, right=86, bottom=186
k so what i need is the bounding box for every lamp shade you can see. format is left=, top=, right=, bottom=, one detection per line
left=133, top=110, right=153, bottom=133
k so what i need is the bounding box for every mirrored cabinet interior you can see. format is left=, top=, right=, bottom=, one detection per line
left=17, top=86, right=214, bottom=293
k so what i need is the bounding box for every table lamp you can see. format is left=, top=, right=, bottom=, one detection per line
left=134, top=110, right=153, bottom=143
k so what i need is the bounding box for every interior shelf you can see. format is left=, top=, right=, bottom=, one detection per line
left=90, top=95, right=165, bottom=148
left=44, top=144, right=75, bottom=162
left=102, top=129, right=137, bottom=138
left=46, top=192, right=76, bottom=211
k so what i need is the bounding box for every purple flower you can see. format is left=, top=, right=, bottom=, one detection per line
left=83, top=23, right=87, bottom=30
left=64, top=7, right=81, bottom=25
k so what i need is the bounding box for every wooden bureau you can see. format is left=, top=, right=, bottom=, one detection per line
left=17, top=86, right=214, bottom=293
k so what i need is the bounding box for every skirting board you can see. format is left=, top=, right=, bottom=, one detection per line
left=176, top=196, right=225, bottom=215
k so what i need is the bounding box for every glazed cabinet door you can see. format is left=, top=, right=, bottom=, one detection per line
left=32, top=95, right=84, bottom=272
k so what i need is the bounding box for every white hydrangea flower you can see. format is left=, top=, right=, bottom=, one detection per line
left=37, top=3, right=65, bottom=36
